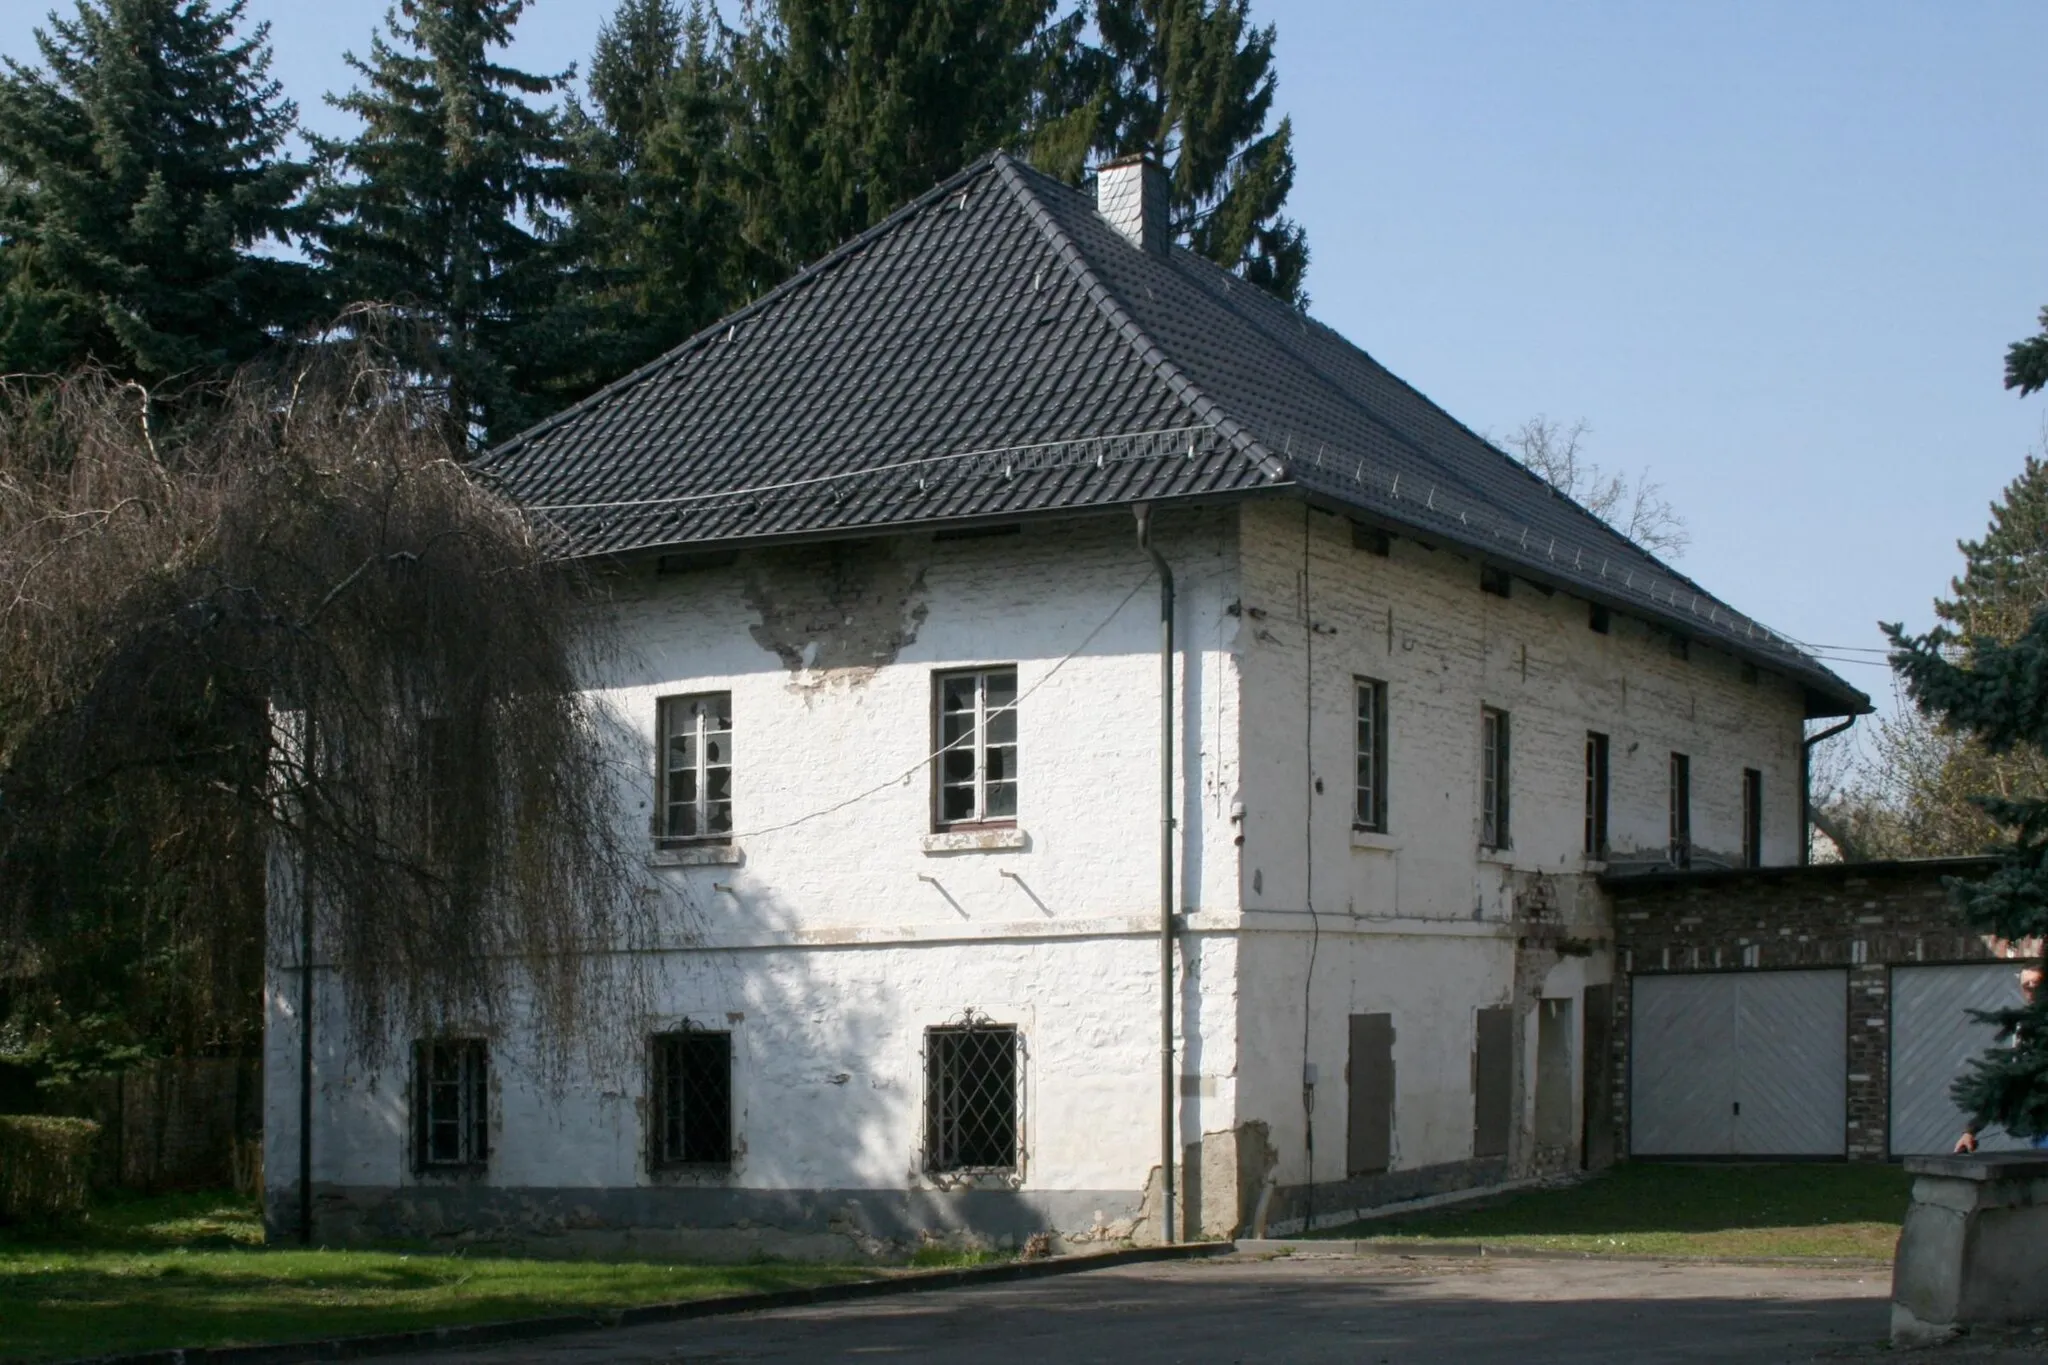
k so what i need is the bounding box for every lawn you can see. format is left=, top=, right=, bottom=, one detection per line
left=0, top=1191, right=872, bottom=1363
left=1306, top=1162, right=1913, bottom=1261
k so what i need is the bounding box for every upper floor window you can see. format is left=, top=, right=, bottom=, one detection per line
left=658, top=693, right=733, bottom=842
left=1584, top=731, right=1610, bottom=857
left=936, top=667, right=1017, bottom=827
left=1669, top=752, right=1692, bottom=868
left=1355, top=678, right=1388, bottom=832
left=413, top=1038, right=488, bottom=1172
left=1480, top=707, right=1511, bottom=849
left=1742, top=768, right=1763, bottom=868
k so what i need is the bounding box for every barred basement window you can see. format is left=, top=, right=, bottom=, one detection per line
left=658, top=693, right=733, bottom=842
left=413, top=1039, right=488, bottom=1172
left=924, top=1021, right=1020, bottom=1175
left=935, top=667, right=1017, bottom=827
left=649, top=1030, right=733, bottom=1169
left=1480, top=707, right=1511, bottom=850
left=1355, top=677, right=1388, bottom=832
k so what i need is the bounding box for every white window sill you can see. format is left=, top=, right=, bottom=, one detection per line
left=921, top=827, right=1028, bottom=854
left=1477, top=847, right=1519, bottom=868
left=649, top=844, right=743, bottom=868
left=1350, top=828, right=1401, bottom=853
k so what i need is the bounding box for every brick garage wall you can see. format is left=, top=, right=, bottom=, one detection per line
left=1602, top=857, right=1999, bottom=1162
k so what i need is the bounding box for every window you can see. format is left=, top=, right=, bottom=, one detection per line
left=658, top=693, right=733, bottom=842
left=1588, top=603, right=1611, bottom=634
left=924, top=1022, right=1020, bottom=1174
left=1351, top=521, right=1391, bottom=556
left=1480, top=565, right=1512, bottom=598
left=413, top=1039, right=488, bottom=1171
left=1584, top=732, right=1610, bottom=857
left=1742, top=768, right=1764, bottom=868
left=1480, top=707, right=1511, bottom=849
left=1669, top=752, right=1692, bottom=868
left=650, top=1029, right=733, bottom=1169
left=1354, top=678, right=1388, bottom=832
left=935, top=667, right=1017, bottom=827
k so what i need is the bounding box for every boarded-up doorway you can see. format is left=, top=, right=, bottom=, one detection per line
left=1473, top=1006, right=1512, bottom=1159
left=1534, top=997, right=1576, bottom=1153
left=1582, top=984, right=1614, bottom=1168
left=1347, top=1013, right=1393, bottom=1176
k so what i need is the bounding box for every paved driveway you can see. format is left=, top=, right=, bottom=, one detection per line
left=381, top=1252, right=1899, bottom=1365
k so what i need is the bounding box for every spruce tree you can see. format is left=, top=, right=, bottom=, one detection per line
left=733, top=0, right=1065, bottom=271
left=314, top=0, right=574, bottom=444
left=0, top=0, right=314, bottom=382
left=554, top=0, right=753, bottom=399
left=1887, top=610, right=2048, bottom=1140
left=1087, top=0, right=1309, bottom=306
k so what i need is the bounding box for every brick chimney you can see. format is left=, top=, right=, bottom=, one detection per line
left=1095, top=155, right=1169, bottom=254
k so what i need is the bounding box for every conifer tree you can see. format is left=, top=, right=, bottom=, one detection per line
left=0, top=0, right=314, bottom=382
left=1087, top=0, right=1308, bottom=306
left=554, top=0, right=753, bottom=399
left=733, top=0, right=1068, bottom=271
left=314, top=0, right=574, bottom=444
left=1887, top=610, right=2048, bottom=1140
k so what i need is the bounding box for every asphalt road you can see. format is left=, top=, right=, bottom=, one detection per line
left=376, top=1252, right=1906, bottom=1365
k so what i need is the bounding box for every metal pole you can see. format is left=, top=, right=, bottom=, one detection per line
left=1135, top=504, right=1176, bottom=1244
left=298, top=886, right=314, bottom=1245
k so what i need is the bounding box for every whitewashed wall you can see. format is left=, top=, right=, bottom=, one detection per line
left=1227, top=500, right=1809, bottom=1223
left=264, top=496, right=1815, bottom=1250
left=266, top=508, right=1252, bottom=1252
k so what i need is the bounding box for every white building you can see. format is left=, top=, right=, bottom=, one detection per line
left=265, top=155, right=1866, bottom=1256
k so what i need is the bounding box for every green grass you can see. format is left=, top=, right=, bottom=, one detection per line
left=0, top=1191, right=870, bottom=1363
left=1308, top=1162, right=1913, bottom=1261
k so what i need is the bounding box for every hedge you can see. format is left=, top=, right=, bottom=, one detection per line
left=0, top=1115, right=100, bottom=1225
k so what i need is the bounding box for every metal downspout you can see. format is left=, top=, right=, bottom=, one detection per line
left=1801, top=715, right=1858, bottom=865
left=1135, top=504, right=1176, bottom=1245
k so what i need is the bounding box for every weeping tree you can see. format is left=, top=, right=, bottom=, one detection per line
left=0, top=336, right=645, bottom=1087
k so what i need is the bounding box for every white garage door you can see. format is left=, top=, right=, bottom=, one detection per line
left=1631, top=969, right=1847, bottom=1157
left=1891, top=963, right=2031, bottom=1157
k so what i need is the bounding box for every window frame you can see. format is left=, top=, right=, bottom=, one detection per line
left=931, top=666, right=1019, bottom=831
left=1669, top=751, right=1692, bottom=868
left=1354, top=676, right=1389, bottom=833
left=648, top=1027, right=734, bottom=1172
left=412, top=1038, right=489, bottom=1174
left=922, top=1021, right=1023, bottom=1177
left=656, top=692, right=734, bottom=845
left=1584, top=731, right=1610, bottom=857
left=1741, top=767, right=1764, bottom=868
left=1480, top=707, right=1511, bottom=850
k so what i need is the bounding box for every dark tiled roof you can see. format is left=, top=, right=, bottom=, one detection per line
left=483, top=154, right=1865, bottom=716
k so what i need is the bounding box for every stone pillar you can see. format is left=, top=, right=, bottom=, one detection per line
left=1845, top=963, right=1890, bottom=1160
left=1891, top=1153, right=2048, bottom=1345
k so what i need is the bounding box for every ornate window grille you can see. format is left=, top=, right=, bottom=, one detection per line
left=650, top=1029, right=733, bottom=1169
left=658, top=693, right=733, bottom=841
left=924, top=1021, right=1021, bottom=1175
left=413, top=1039, right=488, bottom=1171
left=934, top=668, right=1017, bottom=827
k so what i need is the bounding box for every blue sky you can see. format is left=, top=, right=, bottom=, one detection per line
left=5, top=1, right=2043, bottom=714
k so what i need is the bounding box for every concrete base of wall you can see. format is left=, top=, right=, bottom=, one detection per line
left=1891, top=1154, right=2048, bottom=1345
left=267, top=1182, right=1155, bottom=1262
left=1254, top=1157, right=1512, bottom=1237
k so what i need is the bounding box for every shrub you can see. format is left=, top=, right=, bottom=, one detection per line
left=0, top=1115, right=100, bottom=1225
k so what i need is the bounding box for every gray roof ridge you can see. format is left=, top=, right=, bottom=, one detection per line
left=987, top=153, right=1289, bottom=485
left=483, top=155, right=1010, bottom=471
